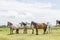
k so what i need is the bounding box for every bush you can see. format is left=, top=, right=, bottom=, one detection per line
left=0, top=25, right=7, bottom=28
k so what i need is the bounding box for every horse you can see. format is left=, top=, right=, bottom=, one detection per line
left=31, top=21, right=47, bottom=35
left=56, top=20, right=60, bottom=25
left=7, top=22, right=21, bottom=34
left=20, top=22, right=27, bottom=34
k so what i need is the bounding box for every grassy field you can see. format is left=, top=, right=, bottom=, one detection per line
left=0, top=27, right=60, bottom=40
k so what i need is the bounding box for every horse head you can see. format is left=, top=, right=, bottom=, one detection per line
left=20, top=22, right=27, bottom=27
left=30, top=21, right=36, bottom=28
left=56, top=20, right=60, bottom=25
left=7, top=22, right=13, bottom=27
left=31, top=21, right=36, bottom=25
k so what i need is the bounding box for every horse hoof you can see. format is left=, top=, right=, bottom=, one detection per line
left=36, top=34, right=38, bottom=35
left=9, top=34, right=13, bottom=35
left=16, top=33, right=19, bottom=34
left=23, top=33, right=27, bottom=34
left=32, top=33, right=34, bottom=34
left=43, top=33, right=45, bottom=35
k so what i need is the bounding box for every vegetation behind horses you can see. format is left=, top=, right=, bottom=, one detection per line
left=0, top=25, right=60, bottom=40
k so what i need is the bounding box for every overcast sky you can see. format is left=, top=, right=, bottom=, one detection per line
left=0, top=0, right=60, bottom=25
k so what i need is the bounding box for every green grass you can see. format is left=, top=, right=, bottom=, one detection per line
left=0, top=27, right=60, bottom=40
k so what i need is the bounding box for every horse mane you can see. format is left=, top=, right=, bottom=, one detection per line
left=23, top=22, right=27, bottom=25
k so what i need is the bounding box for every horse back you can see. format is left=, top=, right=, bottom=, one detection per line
left=36, top=23, right=47, bottom=28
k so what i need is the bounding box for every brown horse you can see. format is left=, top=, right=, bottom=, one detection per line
left=31, top=21, right=47, bottom=35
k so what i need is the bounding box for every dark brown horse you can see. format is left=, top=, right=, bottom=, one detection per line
left=31, top=21, right=47, bottom=35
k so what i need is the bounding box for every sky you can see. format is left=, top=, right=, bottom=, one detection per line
left=0, top=0, right=60, bottom=25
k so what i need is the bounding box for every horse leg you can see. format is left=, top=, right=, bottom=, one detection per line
left=25, top=28, right=27, bottom=34
left=48, top=26, right=50, bottom=33
left=49, top=27, right=52, bottom=33
left=23, top=27, right=26, bottom=34
left=43, top=27, right=47, bottom=34
left=10, top=28, right=13, bottom=34
left=32, top=28, right=34, bottom=34
left=10, top=28, right=11, bottom=34
left=23, top=26, right=27, bottom=34
left=16, top=29, right=19, bottom=34
left=36, top=28, right=38, bottom=35
left=23, top=28, right=25, bottom=34
left=24, top=28, right=27, bottom=34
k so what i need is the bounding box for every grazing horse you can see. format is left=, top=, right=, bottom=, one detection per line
left=7, top=22, right=21, bottom=34
left=31, top=21, right=47, bottom=35
left=56, top=20, right=60, bottom=25
left=21, top=22, right=27, bottom=34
